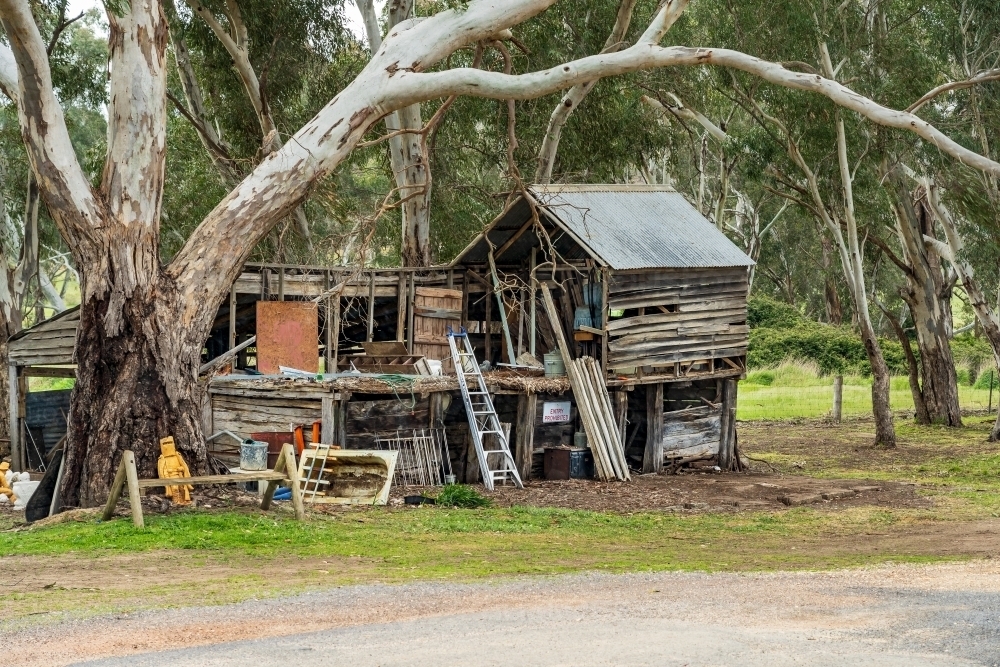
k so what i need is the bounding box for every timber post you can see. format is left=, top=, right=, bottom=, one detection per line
left=642, top=383, right=664, bottom=474
left=8, top=364, right=20, bottom=471
left=832, top=375, right=843, bottom=422
left=515, top=392, right=536, bottom=480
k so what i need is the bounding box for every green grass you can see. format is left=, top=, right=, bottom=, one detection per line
left=4, top=416, right=999, bottom=621
left=739, top=361, right=996, bottom=420
left=3, top=501, right=971, bottom=622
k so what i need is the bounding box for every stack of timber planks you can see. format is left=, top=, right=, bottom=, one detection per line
left=540, top=284, right=629, bottom=482
left=606, top=268, right=748, bottom=371
left=570, top=356, right=630, bottom=481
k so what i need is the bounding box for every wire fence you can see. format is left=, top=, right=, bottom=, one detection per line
left=737, top=370, right=999, bottom=421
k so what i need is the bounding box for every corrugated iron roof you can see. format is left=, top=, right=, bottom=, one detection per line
left=532, top=185, right=754, bottom=270
left=451, top=185, right=753, bottom=269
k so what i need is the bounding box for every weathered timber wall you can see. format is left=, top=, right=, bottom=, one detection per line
left=8, top=307, right=80, bottom=367
left=606, top=267, right=748, bottom=372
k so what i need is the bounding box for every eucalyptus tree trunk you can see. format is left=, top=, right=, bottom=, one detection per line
left=357, top=0, right=432, bottom=266
left=888, top=176, right=961, bottom=426
left=923, top=182, right=1000, bottom=440
left=0, top=177, right=41, bottom=448
left=819, top=233, right=843, bottom=325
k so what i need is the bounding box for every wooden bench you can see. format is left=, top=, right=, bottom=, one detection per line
left=101, top=443, right=305, bottom=528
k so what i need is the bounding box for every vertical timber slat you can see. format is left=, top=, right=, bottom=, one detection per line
left=529, top=247, right=537, bottom=358
left=406, top=274, right=416, bottom=354
left=228, top=288, right=236, bottom=350
left=514, top=392, right=536, bottom=480
left=331, top=295, right=341, bottom=372
left=367, top=271, right=375, bottom=342
left=8, top=365, right=20, bottom=471
left=718, top=379, right=738, bottom=470
left=321, top=396, right=335, bottom=445
left=643, top=383, right=664, bottom=474
left=396, top=272, right=407, bottom=342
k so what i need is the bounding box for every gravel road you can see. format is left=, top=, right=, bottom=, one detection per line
left=9, top=561, right=999, bottom=666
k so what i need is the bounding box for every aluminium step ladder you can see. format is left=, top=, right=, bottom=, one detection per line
left=447, top=330, right=523, bottom=491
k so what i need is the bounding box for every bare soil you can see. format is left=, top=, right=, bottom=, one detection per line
left=480, top=473, right=925, bottom=513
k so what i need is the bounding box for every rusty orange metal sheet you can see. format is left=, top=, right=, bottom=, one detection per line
left=256, top=301, right=319, bottom=374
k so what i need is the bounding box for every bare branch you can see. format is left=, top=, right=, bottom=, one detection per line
left=641, top=93, right=727, bottom=142
left=907, top=67, right=1000, bottom=114
left=640, top=0, right=690, bottom=44
left=164, top=0, right=239, bottom=183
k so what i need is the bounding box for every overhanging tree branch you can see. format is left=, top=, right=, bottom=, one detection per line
left=907, top=67, right=1000, bottom=113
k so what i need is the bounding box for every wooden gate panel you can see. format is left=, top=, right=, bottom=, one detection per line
left=412, top=287, right=462, bottom=372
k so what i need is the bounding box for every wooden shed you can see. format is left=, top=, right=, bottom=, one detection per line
left=452, top=184, right=754, bottom=471
left=7, top=186, right=753, bottom=478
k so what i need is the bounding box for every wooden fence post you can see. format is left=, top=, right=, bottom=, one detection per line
left=832, top=375, right=843, bottom=423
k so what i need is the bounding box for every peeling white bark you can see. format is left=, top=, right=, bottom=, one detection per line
left=0, top=41, right=17, bottom=101
left=356, top=0, right=431, bottom=266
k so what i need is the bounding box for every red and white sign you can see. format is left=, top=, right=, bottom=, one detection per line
left=542, top=401, right=572, bottom=424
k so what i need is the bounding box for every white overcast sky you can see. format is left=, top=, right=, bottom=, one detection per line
left=65, top=1, right=383, bottom=42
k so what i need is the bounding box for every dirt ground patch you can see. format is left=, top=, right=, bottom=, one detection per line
left=469, top=473, right=926, bottom=513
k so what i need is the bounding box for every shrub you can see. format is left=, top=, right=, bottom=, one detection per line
left=747, top=296, right=804, bottom=329
left=747, top=296, right=908, bottom=377
left=745, top=370, right=775, bottom=385
left=434, top=484, right=492, bottom=508
left=974, top=369, right=999, bottom=390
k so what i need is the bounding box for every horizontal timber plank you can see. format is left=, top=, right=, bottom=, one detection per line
left=607, top=321, right=748, bottom=338
left=209, top=386, right=336, bottom=401
left=136, top=471, right=286, bottom=488
left=609, top=290, right=747, bottom=310
left=610, top=267, right=748, bottom=286
left=609, top=346, right=748, bottom=367
left=10, top=353, right=76, bottom=366
left=609, top=279, right=748, bottom=298
left=609, top=333, right=747, bottom=352
left=607, top=308, right=747, bottom=332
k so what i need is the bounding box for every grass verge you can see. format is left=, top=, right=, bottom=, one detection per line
left=2, top=417, right=998, bottom=622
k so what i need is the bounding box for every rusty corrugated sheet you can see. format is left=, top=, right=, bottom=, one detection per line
left=256, top=301, right=319, bottom=374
